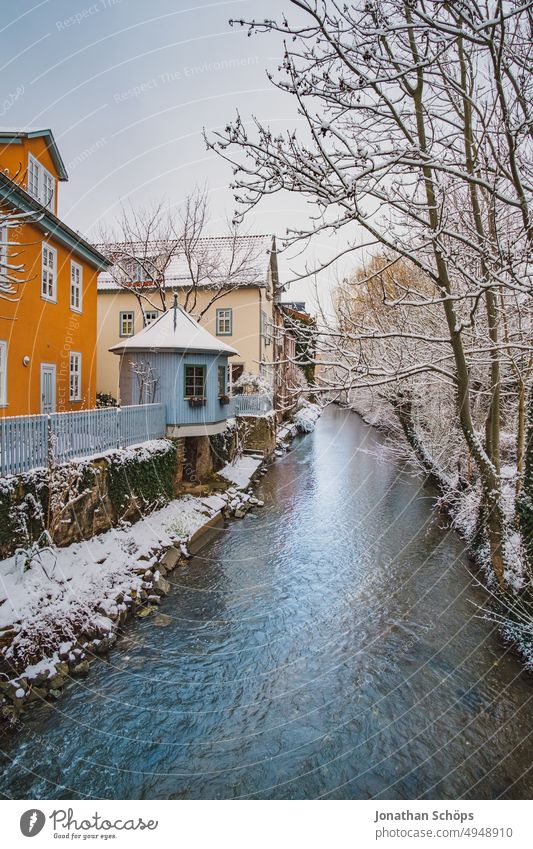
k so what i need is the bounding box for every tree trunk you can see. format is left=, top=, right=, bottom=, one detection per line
left=517, top=383, right=533, bottom=573
left=391, top=390, right=448, bottom=493
left=407, top=16, right=507, bottom=586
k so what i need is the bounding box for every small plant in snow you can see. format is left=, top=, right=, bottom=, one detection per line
left=15, top=531, right=57, bottom=580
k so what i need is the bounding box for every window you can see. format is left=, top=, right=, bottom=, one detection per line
left=119, top=311, right=135, bottom=337
left=69, top=352, right=81, bottom=401
left=28, top=154, right=55, bottom=211
left=0, top=341, right=7, bottom=406
left=218, top=365, right=227, bottom=397
left=119, top=256, right=158, bottom=284
left=70, top=261, right=82, bottom=312
left=261, top=310, right=271, bottom=346
left=43, top=170, right=54, bottom=209
left=144, top=310, right=159, bottom=326
left=41, top=244, right=57, bottom=301
left=216, top=308, right=232, bottom=336
left=231, top=363, right=244, bottom=388
left=28, top=156, right=40, bottom=199
left=184, top=365, right=206, bottom=398
left=0, top=227, right=7, bottom=283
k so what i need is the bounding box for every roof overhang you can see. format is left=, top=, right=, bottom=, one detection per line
left=0, top=173, right=110, bottom=271
left=110, top=345, right=239, bottom=356
left=97, top=279, right=266, bottom=293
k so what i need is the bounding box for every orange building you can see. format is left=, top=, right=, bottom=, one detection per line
left=0, top=129, right=109, bottom=416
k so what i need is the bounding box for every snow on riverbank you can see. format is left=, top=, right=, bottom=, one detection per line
left=0, top=495, right=220, bottom=665
left=294, top=401, right=322, bottom=433
left=219, top=454, right=263, bottom=488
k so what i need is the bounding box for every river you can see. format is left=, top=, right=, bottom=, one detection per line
left=1, top=406, right=532, bottom=799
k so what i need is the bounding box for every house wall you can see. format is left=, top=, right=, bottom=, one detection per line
left=117, top=349, right=232, bottom=427
left=0, top=218, right=98, bottom=416
left=0, top=135, right=59, bottom=215
left=97, top=286, right=275, bottom=399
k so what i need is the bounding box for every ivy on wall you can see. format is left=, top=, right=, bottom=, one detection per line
left=0, top=441, right=179, bottom=557
left=107, top=442, right=178, bottom=515
left=209, top=424, right=237, bottom=471
left=0, top=472, right=49, bottom=556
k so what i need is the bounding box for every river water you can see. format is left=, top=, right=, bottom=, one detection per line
left=1, top=406, right=532, bottom=799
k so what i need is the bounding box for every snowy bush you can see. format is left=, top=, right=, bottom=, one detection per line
left=294, top=401, right=321, bottom=433
left=233, top=370, right=272, bottom=394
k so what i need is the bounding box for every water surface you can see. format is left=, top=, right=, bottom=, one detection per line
left=1, top=407, right=532, bottom=799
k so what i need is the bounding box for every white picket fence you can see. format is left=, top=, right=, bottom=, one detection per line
left=0, top=403, right=166, bottom=477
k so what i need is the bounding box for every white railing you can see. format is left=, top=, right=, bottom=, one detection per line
left=230, top=394, right=273, bottom=416
left=0, top=403, right=166, bottom=477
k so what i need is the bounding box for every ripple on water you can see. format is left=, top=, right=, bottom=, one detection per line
left=1, top=408, right=532, bottom=800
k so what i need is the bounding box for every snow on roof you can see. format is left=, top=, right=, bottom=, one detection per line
left=0, top=128, right=68, bottom=180
left=96, top=234, right=274, bottom=291
left=109, top=301, right=239, bottom=356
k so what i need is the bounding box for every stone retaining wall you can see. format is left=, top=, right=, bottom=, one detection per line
left=0, top=416, right=271, bottom=558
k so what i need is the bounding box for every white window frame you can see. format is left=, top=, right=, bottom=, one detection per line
left=261, top=310, right=271, bottom=346
left=0, top=226, right=8, bottom=284
left=216, top=308, right=232, bottom=336
left=0, top=340, right=7, bottom=406
left=70, top=260, right=83, bottom=312
left=69, top=351, right=82, bottom=402
left=119, top=311, right=135, bottom=337
left=41, top=243, right=57, bottom=302
left=28, top=155, right=40, bottom=199
left=144, top=309, right=159, bottom=326
left=28, top=153, right=55, bottom=211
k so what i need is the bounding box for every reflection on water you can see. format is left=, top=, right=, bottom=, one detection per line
left=1, top=407, right=532, bottom=799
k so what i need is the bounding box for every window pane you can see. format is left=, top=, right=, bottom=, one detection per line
left=0, top=341, right=6, bottom=405
left=144, top=310, right=158, bottom=326
left=218, top=365, right=226, bottom=396
left=185, top=365, right=205, bottom=396
left=0, top=228, right=6, bottom=283
left=69, top=353, right=81, bottom=400
left=217, top=308, right=232, bottom=334
left=120, top=312, right=134, bottom=335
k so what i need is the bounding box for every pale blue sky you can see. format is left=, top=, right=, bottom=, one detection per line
left=1, top=0, right=358, bottom=308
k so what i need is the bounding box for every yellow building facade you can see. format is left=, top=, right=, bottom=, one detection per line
left=0, top=129, right=109, bottom=415
left=96, top=235, right=279, bottom=401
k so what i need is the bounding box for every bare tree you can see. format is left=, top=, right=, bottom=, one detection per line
left=178, top=185, right=270, bottom=319
left=98, top=188, right=270, bottom=323
left=96, top=201, right=178, bottom=319
left=130, top=360, right=160, bottom=405
left=207, top=1, right=533, bottom=588
left=0, top=207, right=44, bottom=302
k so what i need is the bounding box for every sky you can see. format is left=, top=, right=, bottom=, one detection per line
left=1, top=0, right=360, bottom=312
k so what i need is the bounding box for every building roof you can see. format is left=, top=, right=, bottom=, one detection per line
left=279, top=302, right=315, bottom=325
left=109, top=301, right=239, bottom=356
left=0, top=128, right=68, bottom=180
left=0, top=172, right=110, bottom=271
left=97, top=234, right=274, bottom=292
left=280, top=300, right=306, bottom=312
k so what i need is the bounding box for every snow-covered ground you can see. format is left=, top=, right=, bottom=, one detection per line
left=219, top=454, right=263, bottom=488
left=0, top=495, right=223, bottom=671
left=293, top=401, right=322, bottom=433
